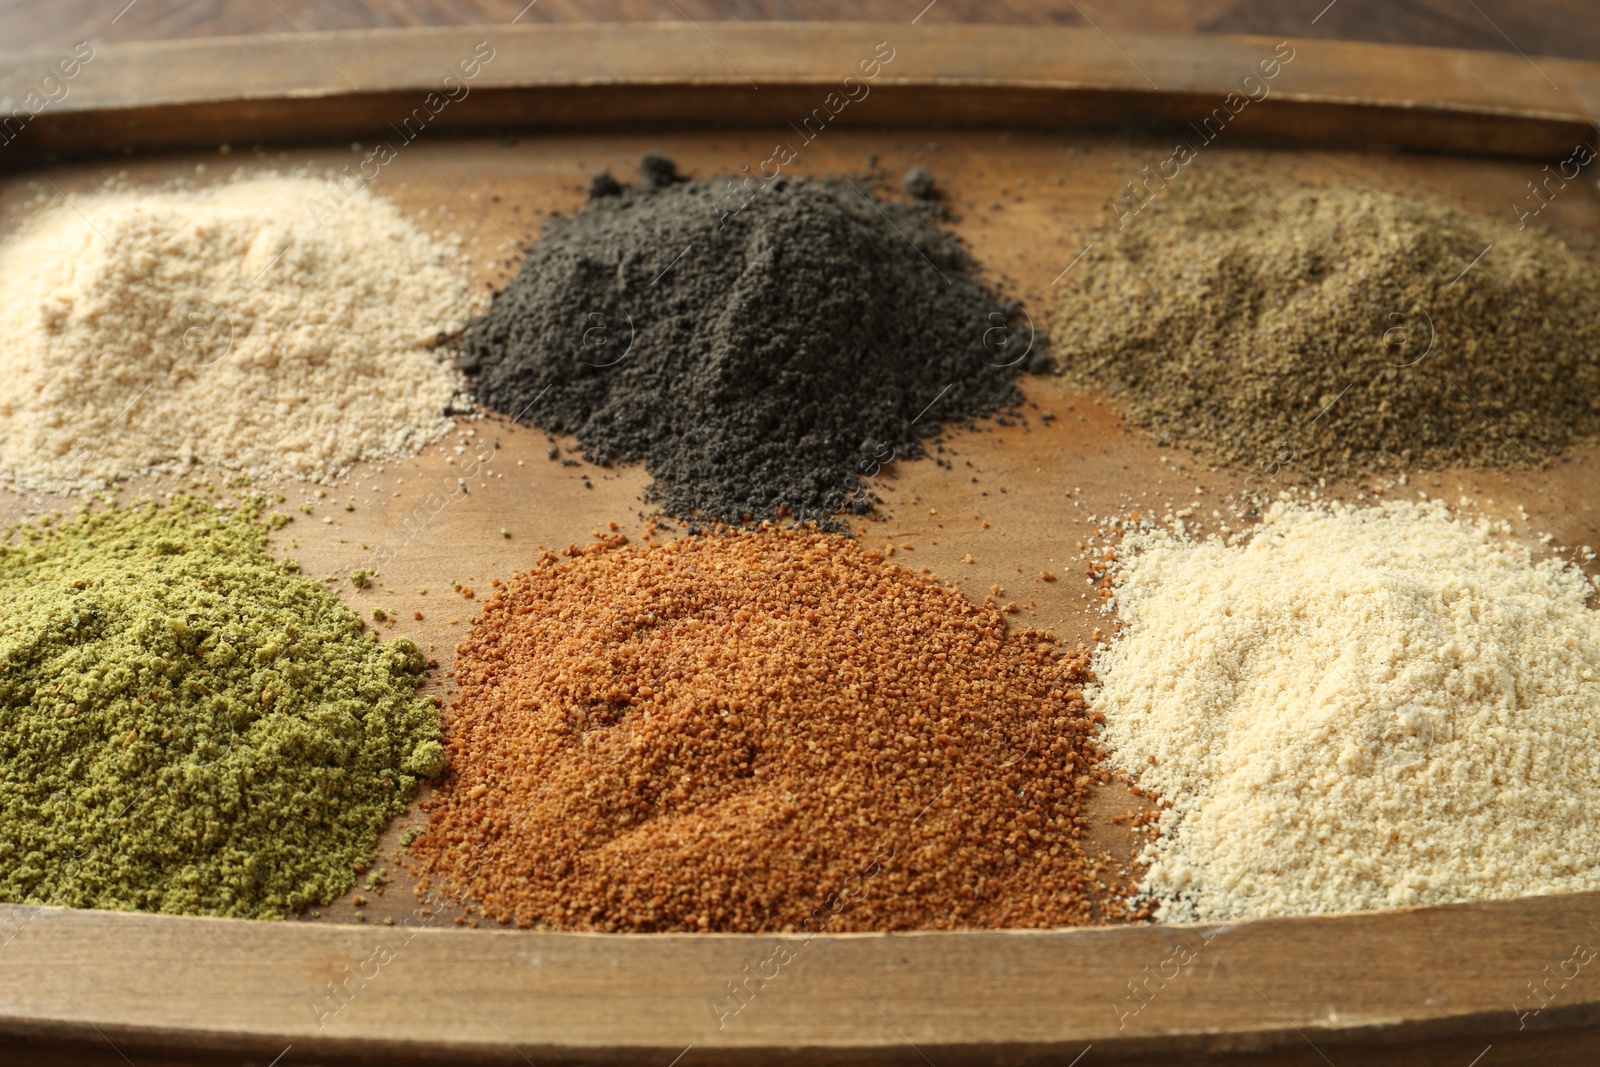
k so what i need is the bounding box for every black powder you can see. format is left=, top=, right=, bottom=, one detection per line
left=458, top=157, right=1039, bottom=526
left=587, top=170, right=622, bottom=199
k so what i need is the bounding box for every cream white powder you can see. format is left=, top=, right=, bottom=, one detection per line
left=0, top=175, right=469, bottom=492
left=1093, top=499, right=1600, bottom=921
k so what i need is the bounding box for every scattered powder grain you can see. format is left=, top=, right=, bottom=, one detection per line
left=412, top=529, right=1106, bottom=932
left=0, top=176, right=470, bottom=493
left=459, top=156, right=1040, bottom=526
left=0, top=496, right=444, bottom=919
left=1093, top=499, right=1600, bottom=921
left=1054, top=176, right=1600, bottom=473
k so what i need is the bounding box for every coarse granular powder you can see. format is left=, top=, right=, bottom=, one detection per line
left=411, top=528, right=1111, bottom=932
left=458, top=156, right=1039, bottom=526
left=1053, top=176, right=1600, bottom=474
left=1092, top=499, right=1600, bottom=921
left=0, top=176, right=469, bottom=493
left=0, top=496, right=444, bottom=919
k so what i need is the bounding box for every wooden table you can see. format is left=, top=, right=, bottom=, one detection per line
left=3, top=0, right=1600, bottom=62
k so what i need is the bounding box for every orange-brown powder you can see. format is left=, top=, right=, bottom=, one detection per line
left=411, top=528, right=1108, bottom=932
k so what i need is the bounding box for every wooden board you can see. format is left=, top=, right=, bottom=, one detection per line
left=3, top=23, right=1600, bottom=164
left=3, top=24, right=1600, bottom=1066
left=9, top=0, right=1600, bottom=65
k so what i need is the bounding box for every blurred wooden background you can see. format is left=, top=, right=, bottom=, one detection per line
left=1, top=0, right=1597, bottom=60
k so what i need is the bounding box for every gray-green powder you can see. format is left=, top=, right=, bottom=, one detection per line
left=0, top=496, right=443, bottom=919
left=1054, top=175, right=1600, bottom=474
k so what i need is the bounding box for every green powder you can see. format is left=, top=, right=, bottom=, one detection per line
left=0, top=496, right=444, bottom=919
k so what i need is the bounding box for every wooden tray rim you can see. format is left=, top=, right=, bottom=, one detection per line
left=3, top=22, right=1600, bottom=1064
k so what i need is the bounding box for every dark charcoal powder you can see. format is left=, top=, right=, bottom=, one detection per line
left=903, top=167, right=936, bottom=200
left=587, top=170, right=622, bottom=199
left=459, top=156, right=1038, bottom=526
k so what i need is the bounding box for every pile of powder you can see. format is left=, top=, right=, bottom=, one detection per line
left=411, top=528, right=1108, bottom=932
left=1092, top=499, right=1600, bottom=921
left=1054, top=176, right=1600, bottom=474
left=0, top=496, right=444, bottom=919
left=0, top=175, right=470, bottom=493
left=459, top=155, right=1040, bottom=526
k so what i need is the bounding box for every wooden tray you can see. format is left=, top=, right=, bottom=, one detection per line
left=3, top=22, right=1600, bottom=1066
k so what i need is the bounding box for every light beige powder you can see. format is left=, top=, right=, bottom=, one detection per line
left=1093, top=499, right=1600, bottom=921
left=0, top=175, right=468, bottom=492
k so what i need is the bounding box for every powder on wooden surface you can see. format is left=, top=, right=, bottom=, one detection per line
left=0, top=496, right=444, bottom=919
left=1092, top=499, right=1600, bottom=921
left=0, top=175, right=469, bottom=493
left=1054, top=176, right=1600, bottom=474
left=411, top=529, right=1110, bottom=932
left=459, top=156, right=1041, bottom=527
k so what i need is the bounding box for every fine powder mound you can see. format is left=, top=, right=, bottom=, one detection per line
left=0, top=176, right=469, bottom=493
left=458, top=157, right=1037, bottom=526
left=0, top=497, right=445, bottom=919
left=411, top=529, right=1107, bottom=932
left=1054, top=176, right=1600, bottom=474
left=1091, top=499, right=1600, bottom=921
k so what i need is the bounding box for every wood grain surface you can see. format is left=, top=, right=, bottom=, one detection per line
left=5, top=888, right=1600, bottom=1066
left=3, top=24, right=1600, bottom=167
left=2, top=23, right=1600, bottom=1067
left=4, top=0, right=1600, bottom=63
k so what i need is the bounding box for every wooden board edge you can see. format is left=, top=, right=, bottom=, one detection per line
left=4, top=892, right=1600, bottom=1062
left=1, top=24, right=1599, bottom=170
